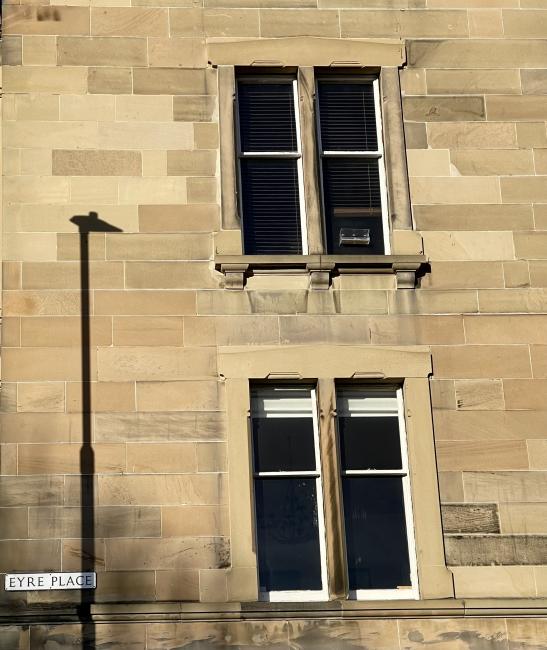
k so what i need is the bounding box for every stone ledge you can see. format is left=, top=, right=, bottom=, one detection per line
left=216, top=255, right=427, bottom=290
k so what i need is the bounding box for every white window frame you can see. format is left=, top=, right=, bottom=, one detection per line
left=315, top=76, right=391, bottom=255
left=336, top=385, right=419, bottom=600
left=250, top=385, right=328, bottom=602
left=235, top=77, right=309, bottom=255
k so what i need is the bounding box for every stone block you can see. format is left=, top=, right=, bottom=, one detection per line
left=452, top=566, right=536, bottom=598
left=454, top=379, right=504, bottom=410
left=133, top=68, right=213, bottom=95
left=5, top=121, right=96, bottom=149
left=3, top=290, right=82, bottom=316
left=106, top=233, right=211, bottom=261
left=53, top=150, right=141, bottom=176
left=421, top=262, right=504, bottom=289
left=409, top=39, right=547, bottom=69
left=105, top=536, right=228, bottom=570
left=57, top=36, right=147, bottom=66
left=195, top=122, right=218, bottom=149
left=433, top=345, right=531, bottom=378
left=0, top=476, right=63, bottom=507
left=503, top=379, right=547, bottom=409
left=18, top=443, right=126, bottom=475
left=534, top=148, right=547, bottom=174
left=388, top=290, right=478, bottom=314
left=507, top=620, right=547, bottom=647
left=0, top=412, right=82, bottom=444
left=422, top=232, right=514, bottom=261
left=126, top=442, right=197, bottom=474
left=62, top=538, right=106, bottom=572
left=340, top=9, right=468, bottom=37
left=29, top=624, right=146, bottom=649
left=138, top=204, right=220, bottom=232
left=408, top=204, right=533, bottom=231
left=464, top=470, right=547, bottom=502
left=170, top=8, right=260, bottom=37
left=15, top=94, right=59, bottom=121
left=442, top=504, right=499, bottom=534
left=22, top=261, right=124, bottom=290
left=155, top=571, right=200, bottom=600
left=446, top=534, right=547, bottom=566
left=3, top=6, right=90, bottom=35
left=125, top=262, right=217, bottom=289
left=17, top=383, right=65, bottom=413
left=430, top=379, right=456, bottom=410
left=5, top=179, right=68, bottom=208
left=478, top=288, right=547, bottom=313
left=435, top=410, right=547, bottom=441
left=99, top=474, right=227, bottom=506
left=4, top=66, right=87, bottom=94
left=406, top=149, right=450, bottom=177
left=94, top=290, right=196, bottom=315
left=187, top=177, right=218, bottom=203
left=404, top=96, right=485, bottom=122
left=20, top=316, right=112, bottom=347
left=487, top=95, right=547, bottom=121
left=437, top=440, right=529, bottom=471
left=149, top=37, right=207, bottom=68
left=118, top=177, right=187, bottom=204
left=515, top=232, right=547, bottom=258
left=0, top=443, right=17, bottom=474
left=427, top=69, right=521, bottom=95
left=173, top=95, right=216, bottom=122
left=503, top=261, right=530, bottom=288
left=91, top=7, right=168, bottom=36
left=404, top=123, right=428, bottom=149
left=97, top=346, right=216, bottom=381
left=113, top=316, right=183, bottom=346
left=469, top=8, right=503, bottom=36
left=499, top=503, right=547, bottom=534
left=465, top=314, right=547, bottom=343
left=95, top=411, right=225, bottom=443
left=70, top=177, right=120, bottom=204
left=451, top=149, right=534, bottom=176
left=66, top=382, right=136, bottom=413
left=197, top=442, right=227, bottom=472
left=2, top=348, right=95, bottom=382
left=99, top=122, right=194, bottom=151
left=200, top=569, right=228, bottom=602
left=0, top=508, right=28, bottom=540
left=410, top=177, right=501, bottom=204
left=262, top=9, right=339, bottom=36
left=503, top=9, right=547, bottom=37
left=289, top=620, right=399, bottom=650
left=2, top=35, right=22, bottom=65
left=88, top=67, right=132, bottom=94
left=60, top=95, right=115, bottom=122
left=185, top=315, right=280, bottom=346
left=0, top=540, right=61, bottom=572
left=531, top=261, right=547, bottom=287
left=136, top=380, right=223, bottom=412
left=163, top=505, right=229, bottom=537
left=438, top=471, right=464, bottom=502
left=167, top=150, right=217, bottom=176
left=115, top=95, right=173, bottom=122
left=22, top=35, right=56, bottom=66
left=527, top=439, right=547, bottom=469
left=521, top=69, right=547, bottom=94
left=427, top=122, right=517, bottom=149
left=517, top=122, right=547, bottom=148
left=95, top=571, right=156, bottom=603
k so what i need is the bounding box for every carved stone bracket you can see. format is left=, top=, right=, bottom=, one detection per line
left=307, top=263, right=335, bottom=290
left=220, top=263, right=250, bottom=290
left=393, top=262, right=423, bottom=289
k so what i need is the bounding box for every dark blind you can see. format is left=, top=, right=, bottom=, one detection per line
left=241, top=159, right=302, bottom=255
left=318, top=82, right=378, bottom=152
left=238, top=82, right=297, bottom=152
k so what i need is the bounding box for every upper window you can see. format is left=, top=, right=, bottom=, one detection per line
left=236, top=72, right=389, bottom=256
left=250, top=383, right=417, bottom=602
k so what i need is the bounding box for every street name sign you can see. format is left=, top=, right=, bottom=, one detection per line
left=5, top=572, right=96, bottom=591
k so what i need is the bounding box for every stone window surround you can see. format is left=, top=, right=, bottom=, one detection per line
left=209, top=37, right=426, bottom=290
left=218, top=344, right=455, bottom=603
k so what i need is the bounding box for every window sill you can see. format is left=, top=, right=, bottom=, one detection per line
left=215, top=254, right=427, bottom=290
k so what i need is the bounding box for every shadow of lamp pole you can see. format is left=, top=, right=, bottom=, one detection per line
left=69, top=212, right=122, bottom=648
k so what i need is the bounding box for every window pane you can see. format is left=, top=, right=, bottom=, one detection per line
left=255, top=478, right=323, bottom=592
left=318, top=82, right=378, bottom=152
left=252, top=417, right=316, bottom=472
left=342, top=476, right=411, bottom=590
left=241, top=159, right=302, bottom=254
left=322, top=157, right=384, bottom=255
left=238, top=82, right=297, bottom=152
left=338, top=416, right=402, bottom=471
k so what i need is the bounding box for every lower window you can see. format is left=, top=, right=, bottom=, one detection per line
left=250, top=383, right=418, bottom=601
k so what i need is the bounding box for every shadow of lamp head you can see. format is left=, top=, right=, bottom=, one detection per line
left=70, top=211, right=123, bottom=234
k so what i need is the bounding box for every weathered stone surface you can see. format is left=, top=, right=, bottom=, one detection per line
left=441, top=504, right=500, bottom=534
left=445, top=535, right=547, bottom=566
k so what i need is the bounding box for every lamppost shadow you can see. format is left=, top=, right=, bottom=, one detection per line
left=69, top=212, right=123, bottom=649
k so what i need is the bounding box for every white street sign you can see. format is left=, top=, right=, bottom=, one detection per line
left=5, top=572, right=96, bottom=591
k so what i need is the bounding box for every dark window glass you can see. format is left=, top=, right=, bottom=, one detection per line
left=238, top=82, right=297, bottom=152
left=255, top=478, right=323, bottom=591
left=338, top=416, right=402, bottom=471
left=252, top=417, right=316, bottom=473
left=241, top=159, right=302, bottom=254
left=322, top=157, right=384, bottom=255
left=342, top=476, right=411, bottom=590
left=318, top=82, right=378, bottom=152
